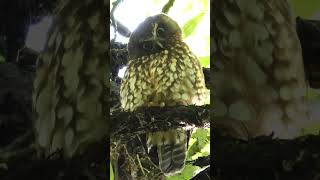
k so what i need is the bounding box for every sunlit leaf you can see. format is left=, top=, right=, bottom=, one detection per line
left=166, top=165, right=201, bottom=180
left=199, top=56, right=210, bottom=67
left=187, top=128, right=210, bottom=161
left=110, top=162, right=114, bottom=180
left=182, top=12, right=205, bottom=39
left=191, top=143, right=210, bottom=160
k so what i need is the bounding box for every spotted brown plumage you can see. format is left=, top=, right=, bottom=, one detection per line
left=120, top=14, right=208, bottom=176
left=32, top=0, right=108, bottom=158
left=212, top=0, right=310, bottom=139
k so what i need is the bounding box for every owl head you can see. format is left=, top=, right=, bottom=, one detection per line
left=128, top=14, right=182, bottom=59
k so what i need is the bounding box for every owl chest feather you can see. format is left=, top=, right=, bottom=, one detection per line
left=120, top=43, right=207, bottom=111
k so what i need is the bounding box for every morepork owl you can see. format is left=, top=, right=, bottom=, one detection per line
left=32, top=0, right=108, bottom=158
left=120, top=14, right=208, bottom=176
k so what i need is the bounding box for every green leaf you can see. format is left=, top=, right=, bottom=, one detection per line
left=166, top=165, right=201, bottom=180
left=187, top=128, right=210, bottom=161
left=199, top=56, right=210, bottom=67
left=110, top=162, right=114, bottom=180
left=182, top=12, right=205, bottom=39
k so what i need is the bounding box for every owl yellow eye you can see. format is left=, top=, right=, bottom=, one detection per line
left=142, top=42, right=154, bottom=50
left=157, top=27, right=165, bottom=36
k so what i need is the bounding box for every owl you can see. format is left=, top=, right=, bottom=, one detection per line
left=32, top=0, right=108, bottom=158
left=212, top=0, right=310, bottom=139
left=120, top=14, right=208, bottom=176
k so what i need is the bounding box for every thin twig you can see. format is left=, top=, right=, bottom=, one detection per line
left=137, top=154, right=146, bottom=176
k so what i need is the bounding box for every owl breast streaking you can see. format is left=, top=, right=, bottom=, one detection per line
left=120, top=14, right=208, bottom=176
left=32, top=0, right=108, bottom=158
left=212, top=0, right=309, bottom=139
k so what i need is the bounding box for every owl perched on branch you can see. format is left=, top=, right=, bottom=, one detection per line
left=120, top=14, right=208, bottom=176
left=212, top=0, right=310, bottom=139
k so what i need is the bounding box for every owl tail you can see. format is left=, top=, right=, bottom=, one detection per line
left=147, top=128, right=187, bottom=176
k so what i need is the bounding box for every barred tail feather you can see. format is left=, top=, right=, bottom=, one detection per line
left=147, top=129, right=187, bottom=176
left=158, top=142, right=187, bottom=175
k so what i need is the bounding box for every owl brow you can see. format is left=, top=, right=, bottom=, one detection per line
left=152, top=22, right=165, bottom=48
left=152, top=23, right=158, bottom=37
left=137, top=22, right=165, bottom=49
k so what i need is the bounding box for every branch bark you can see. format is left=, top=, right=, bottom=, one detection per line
left=110, top=105, right=210, bottom=142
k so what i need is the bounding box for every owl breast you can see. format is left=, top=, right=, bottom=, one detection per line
left=120, top=41, right=207, bottom=111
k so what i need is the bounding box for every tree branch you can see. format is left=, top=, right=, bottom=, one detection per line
left=110, top=0, right=131, bottom=39
left=110, top=105, right=210, bottom=142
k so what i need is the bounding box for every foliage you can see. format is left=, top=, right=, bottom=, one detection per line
left=110, top=162, right=114, bottom=180
left=199, top=56, right=210, bottom=68
left=171, top=0, right=210, bottom=67
left=187, top=128, right=210, bottom=161
left=167, top=165, right=202, bottom=180
left=182, top=12, right=205, bottom=39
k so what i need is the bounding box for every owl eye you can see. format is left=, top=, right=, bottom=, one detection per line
left=142, top=42, right=154, bottom=50
left=156, top=27, right=165, bottom=36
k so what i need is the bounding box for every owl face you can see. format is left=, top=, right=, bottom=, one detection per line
left=128, top=14, right=182, bottom=59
